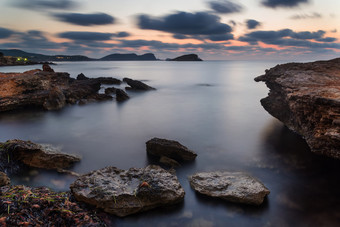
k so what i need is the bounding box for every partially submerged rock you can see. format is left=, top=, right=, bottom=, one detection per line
left=146, top=138, right=197, bottom=161
left=123, top=78, right=156, bottom=90
left=115, top=88, right=130, bottom=102
left=1, top=139, right=80, bottom=170
left=159, top=156, right=180, bottom=167
left=0, top=171, right=10, bottom=186
left=255, top=58, right=340, bottom=159
left=70, top=165, right=185, bottom=217
left=104, top=87, right=116, bottom=94
left=189, top=171, right=270, bottom=205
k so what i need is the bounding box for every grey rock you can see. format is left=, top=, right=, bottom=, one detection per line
left=70, top=165, right=185, bottom=217
left=146, top=138, right=197, bottom=161
left=116, top=89, right=130, bottom=102
left=0, top=171, right=10, bottom=186
left=123, top=78, right=156, bottom=90
left=189, top=171, right=270, bottom=205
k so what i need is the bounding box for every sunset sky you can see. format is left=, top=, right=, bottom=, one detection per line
left=0, top=0, right=339, bottom=60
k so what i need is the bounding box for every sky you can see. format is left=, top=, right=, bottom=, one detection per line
left=0, top=0, right=339, bottom=60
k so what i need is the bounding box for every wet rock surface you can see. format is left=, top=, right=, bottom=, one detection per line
left=146, top=138, right=197, bottom=161
left=70, top=165, right=185, bottom=217
left=189, top=171, right=270, bottom=205
left=0, top=139, right=80, bottom=171
left=115, top=88, right=130, bottom=102
left=123, top=77, right=156, bottom=90
left=255, top=58, right=340, bottom=159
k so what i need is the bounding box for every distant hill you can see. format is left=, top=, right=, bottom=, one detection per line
left=100, top=53, right=157, bottom=61
left=168, top=54, right=202, bottom=61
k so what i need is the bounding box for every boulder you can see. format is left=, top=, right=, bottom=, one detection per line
left=70, top=165, right=185, bottom=217
left=104, top=87, right=116, bottom=94
left=115, top=89, right=129, bottom=102
left=255, top=58, right=340, bottom=159
left=189, top=171, right=270, bottom=205
left=159, top=156, right=180, bottom=167
left=1, top=140, right=80, bottom=170
left=76, top=73, right=89, bottom=80
left=123, top=78, right=156, bottom=90
left=43, top=87, right=66, bottom=110
left=146, top=138, right=197, bottom=161
left=0, top=171, right=10, bottom=186
left=42, top=64, right=54, bottom=72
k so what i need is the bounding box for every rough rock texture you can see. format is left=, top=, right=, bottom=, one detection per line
left=0, top=171, right=10, bottom=186
left=104, top=87, right=116, bottom=94
left=255, top=58, right=340, bottom=159
left=1, top=139, right=80, bottom=170
left=123, top=78, right=156, bottom=90
left=189, top=171, right=270, bottom=205
left=0, top=67, right=115, bottom=112
left=115, top=88, right=129, bottom=102
left=70, top=165, right=185, bottom=217
left=76, top=73, right=89, bottom=80
left=42, top=64, right=54, bottom=72
left=146, top=138, right=197, bottom=161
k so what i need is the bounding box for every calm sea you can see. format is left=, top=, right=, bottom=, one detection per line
left=0, top=61, right=339, bottom=226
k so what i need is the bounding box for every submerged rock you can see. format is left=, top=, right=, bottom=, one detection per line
left=115, top=89, right=130, bottom=102
left=0, top=171, right=10, bottom=186
left=70, top=165, right=185, bottom=217
left=159, top=156, right=181, bottom=167
left=146, top=138, right=197, bottom=161
left=1, top=140, right=80, bottom=170
left=255, top=58, right=340, bottom=159
left=123, top=78, right=156, bottom=90
left=189, top=171, right=270, bottom=205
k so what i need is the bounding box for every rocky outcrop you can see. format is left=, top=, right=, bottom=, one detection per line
left=0, top=140, right=80, bottom=171
left=189, top=171, right=270, bottom=205
left=0, top=66, right=116, bottom=112
left=104, top=87, right=116, bottom=94
left=123, top=78, right=156, bottom=90
left=115, top=89, right=130, bottom=102
left=169, top=54, right=202, bottom=61
left=255, top=58, right=340, bottom=159
left=70, top=165, right=185, bottom=217
left=76, top=73, right=89, bottom=80
left=0, top=171, right=10, bottom=186
left=146, top=138, right=197, bottom=161
left=42, top=64, right=54, bottom=72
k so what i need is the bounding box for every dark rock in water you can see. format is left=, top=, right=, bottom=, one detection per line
left=0, top=171, right=10, bottom=186
left=42, top=64, right=54, bottom=72
left=70, top=165, right=185, bottom=217
left=96, top=77, right=122, bottom=85
left=116, top=89, right=129, bottom=102
left=43, top=87, right=66, bottom=110
left=1, top=140, right=81, bottom=170
left=255, top=58, right=340, bottom=159
left=169, top=54, right=202, bottom=61
left=189, top=171, right=270, bottom=205
left=146, top=138, right=197, bottom=161
left=104, top=87, right=116, bottom=94
left=159, top=156, right=180, bottom=167
left=123, top=77, right=156, bottom=90
left=76, top=73, right=89, bottom=80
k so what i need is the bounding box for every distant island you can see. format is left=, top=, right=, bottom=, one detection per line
left=167, top=54, right=202, bottom=61
left=100, top=53, right=157, bottom=61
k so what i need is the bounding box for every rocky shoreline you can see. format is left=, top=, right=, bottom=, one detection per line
left=255, top=58, right=340, bottom=159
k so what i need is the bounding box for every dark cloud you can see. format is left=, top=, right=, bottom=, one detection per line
left=58, top=31, right=114, bottom=41
left=246, top=19, right=261, bottom=29
left=0, top=27, right=15, bottom=39
left=115, top=32, right=130, bottom=38
left=12, top=0, right=77, bottom=10
left=261, top=0, right=309, bottom=8
left=137, top=11, right=233, bottom=41
left=290, top=12, right=322, bottom=20
left=208, top=0, right=243, bottom=14
left=52, top=13, right=115, bottom=26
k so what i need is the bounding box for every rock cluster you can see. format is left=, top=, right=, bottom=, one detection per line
left=255, top=58, right=340, bottom=159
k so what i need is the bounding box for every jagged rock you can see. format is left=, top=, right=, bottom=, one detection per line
left=255, top=58, right=340, bottom=159
left=70, top=165, right=185, bottom=217
left=42, top=64, right=54, bottom=72
left=76, top=73, right=89, bottom=80
left=189, top=171, right=270, bottom=205
left=116, top=89, right=129, bottom=102
left=1, top=140, right=80, bottom=170
left=0, top=171, right=10, bottom=186
left=123, top=78, right=155, bottom=90
left=146, top=138, right=197, bottom=161
left=159, top=156, right=180, bottom=167
left=104, top=87, right=116, bottom=94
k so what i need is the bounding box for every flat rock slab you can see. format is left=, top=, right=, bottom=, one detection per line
left=70, top=165, right=185, bottom=217
left=189, top=171, right=270, bottom=205
left=1, top=139, right=80, bottom=170
left=146, top=138, right=197, bottom=161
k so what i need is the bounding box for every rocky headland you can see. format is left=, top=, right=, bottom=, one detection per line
left=255, top=58, right=340, bottom=159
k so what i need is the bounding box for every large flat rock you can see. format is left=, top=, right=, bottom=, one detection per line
left=255, top=58, right=340, bottom=159
left=189, top=171, right=270, bottom=205
left=70, top=165, right=185, bottom=217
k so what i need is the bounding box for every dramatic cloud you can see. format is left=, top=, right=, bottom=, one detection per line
left=208, top=0, right=243, bottom=14
left=12, top=0, right=77, bottom=10
left=290, top=12, right=322, bottom=20
left=137, top=11, right=233, bottom=41
left=52, top=13, right=115, bottom=26
left=0, top=27, right=15, bottom=39
left=246, top=19, right=261, bottom=29
left=59, top=32, right=114, bottom=41
left=261, top=0, right=309, bottom=8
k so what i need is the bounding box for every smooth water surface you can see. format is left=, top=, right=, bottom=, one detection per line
left=0, top=61, right=339, bottom=226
